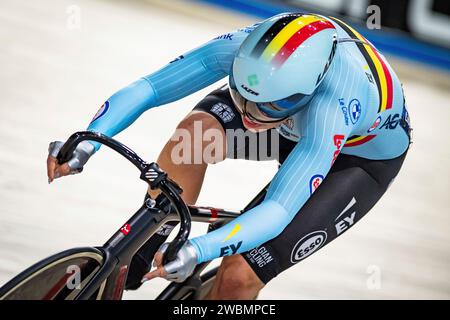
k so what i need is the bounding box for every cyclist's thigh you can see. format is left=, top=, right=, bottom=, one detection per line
left=241, top=152, right=408, bottom=284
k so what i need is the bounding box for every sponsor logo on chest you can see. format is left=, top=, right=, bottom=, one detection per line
left=332, top=134, right=345, bottom=165
left=368, top=115, right=382, bottom=132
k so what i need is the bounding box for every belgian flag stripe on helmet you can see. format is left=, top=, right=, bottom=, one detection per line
left=260, top=15, right=324, bottom=62
left=251, top=14, right=335, bottom=68
left=329, top=17, right=393, bottom=113
left=270, top=20, right=334, bottom=67
left=250, top=14, right=300, bottom=59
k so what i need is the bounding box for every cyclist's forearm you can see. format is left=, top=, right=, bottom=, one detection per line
left=190, top=200, right=290, bottom=263
left=87, top=78, right=157, bottom=151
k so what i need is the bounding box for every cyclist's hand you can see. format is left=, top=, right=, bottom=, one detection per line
left=47, top=140, right=95, bottom=183
left=142, top=241, right=198, bottom=283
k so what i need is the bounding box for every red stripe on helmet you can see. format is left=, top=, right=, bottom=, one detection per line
left=272, top=20, right=334, bottom=67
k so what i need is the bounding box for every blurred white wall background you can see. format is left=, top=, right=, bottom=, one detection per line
left=0, top=0, right=448, bottom=299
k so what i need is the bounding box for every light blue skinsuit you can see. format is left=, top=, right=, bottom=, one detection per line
left=87, top=15, right=411, bottom=264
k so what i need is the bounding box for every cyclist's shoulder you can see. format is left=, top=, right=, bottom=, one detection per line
left=309, top=49, right=370, bottom=107
left=207, top=22, right=258, bottom=48
left=291, top=55, right=370, bottom=134
left=193, top=23, right=257, bottom=70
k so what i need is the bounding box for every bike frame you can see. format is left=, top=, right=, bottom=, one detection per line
left=76, top=201, right=246, bottom=299
left=55, top=131, right=267, bottom=299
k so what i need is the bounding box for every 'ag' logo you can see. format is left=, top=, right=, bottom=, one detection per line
left=291, top=231, right=327, bottom=263
left=379, top=113, right=400, bottom=130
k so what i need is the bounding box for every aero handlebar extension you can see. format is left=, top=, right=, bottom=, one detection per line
left=56, top=131, right=191, bottom=264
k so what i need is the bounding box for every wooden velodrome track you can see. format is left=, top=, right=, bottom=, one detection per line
left=0, top=0, right=448, bottom=299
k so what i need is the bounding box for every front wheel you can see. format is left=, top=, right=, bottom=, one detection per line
left=0, top=247, right=105, bottom=300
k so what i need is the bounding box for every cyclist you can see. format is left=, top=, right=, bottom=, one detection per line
left=47, top=13, right=411, bottom=299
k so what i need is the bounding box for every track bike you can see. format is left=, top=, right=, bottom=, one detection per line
left=0, top=131, right=267, bottom=300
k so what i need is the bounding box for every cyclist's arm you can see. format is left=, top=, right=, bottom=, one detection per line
left=86, top=28, right=253, bottom=151
left=190, top=92, right=354, bottom=263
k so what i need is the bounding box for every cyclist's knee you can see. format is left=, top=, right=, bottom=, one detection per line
left=218, top=255, right=264, bottom=294
left=169, top=111, right=226, bottom=164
